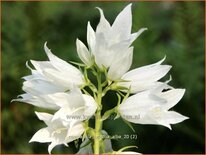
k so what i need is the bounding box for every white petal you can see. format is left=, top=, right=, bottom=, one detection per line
left=105, top=40, right=131, bottom=68
left=48, top=88, right=85, bottom=109
left=12, top=93, right=31, bottom=103
left=13, top=94, right=59, bottom=110
left=48, top=141, right=58, bottom=154
left=76, top=39, right=92, bottom=66
left=30, top=60, right=53, bottom=74
left=49, top=125, right=70, bottom=148
left=44, top=42, right=83, bottom=77
left=121, top=59, right=166, bottom=80
left=96, top=7, right=111, bottom=34
left=93, top=33, right=109, bottom=68
left=52, top=106, right=75, bottom=122
left=150, top=80, right=173, bottom=94
left=118, top=91, right=162, bottom=124
left=108, top=47, right=133, bottom=80
left=52, top=94, right=97, bottom=122
left=163, top=111, right=189, bottom=124
left=83, top=95, right=97, bottom=118
left=35, top=111, right=53, bottom=126
left=112, top=4, right=132, bottom=39
left=119, top=58, right=171, bottom=93
left=87, top=21, right=96, bottom=52
left=130, top=28, right=148, bottom=43
left=43, top=68, right=84, bottom=88
left=50, top=90, right=86, bottom=121
left=158, top=122, right=172, bottom=130
left=29, top=127, right=52, bottom=143
left=161, top=89, right=185, bottom=110
left=22, top=79, right=64, bottom=96
left=135, top=56, right=166, bottom=69
left=122, top=63, right=171, bottom=81
left=157, top=111, right=189, bottom=129
left=35, top=111, right=53, bottom=122
left=66, top=122, right=84, bottom=142
left=94, top=35, right=131, bottom=69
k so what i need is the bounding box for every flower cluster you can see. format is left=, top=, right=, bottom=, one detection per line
left=14, top=4, right=188, bottom=154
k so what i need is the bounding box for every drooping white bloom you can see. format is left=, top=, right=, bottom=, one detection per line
left=76, top=4, right=147, bottom=80
left=13, top=43, right=85, bottom=109
left=42, top=42, right=85, bottom=88
left=30, top=112, right=84, bottom=154
left=13, top=71, right=64, bottom=109
left=50, top=87, right=97, bottom=123
left=26, top=42, right=84, bottom=92
left=13, top=93, right=60, bottom=110
left=117, top=56, right=172, bottom=93
left=118, top=83, right=189, bottom=129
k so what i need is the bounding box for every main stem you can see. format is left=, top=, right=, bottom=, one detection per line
left=94, top=69, right=103, bottom=154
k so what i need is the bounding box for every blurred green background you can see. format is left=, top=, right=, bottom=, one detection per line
left=1, top=1, right=205, bottom=154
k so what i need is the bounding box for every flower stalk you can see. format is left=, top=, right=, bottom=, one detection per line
left=94, top=67, right=103, bottom=154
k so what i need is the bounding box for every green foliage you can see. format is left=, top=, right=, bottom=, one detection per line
left=2, top=1, right=204, bottom=153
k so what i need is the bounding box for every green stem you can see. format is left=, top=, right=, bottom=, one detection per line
left=94, top=108, right=102, bottom=154
left=94, top=68, right=103, bottom=154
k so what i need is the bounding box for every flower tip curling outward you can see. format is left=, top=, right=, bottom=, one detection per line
left=44, top=41, right=50, bottom=56
left=132, top=27, right=148, bottom=37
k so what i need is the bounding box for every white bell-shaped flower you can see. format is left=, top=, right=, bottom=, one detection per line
left=50, top=87, right=97, bottom=123
left=13, top=43, right=85, bottom=109
left=117, top=56, right=172, bottom=93
left=118, top=83, right=189, bottom=129
left=29, top=112, right=84, bottom=154
left=76, top=4, right=147, bottom=80
left=42, top=42, right=85, bottom=88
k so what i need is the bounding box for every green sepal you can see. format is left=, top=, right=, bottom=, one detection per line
left=114, top=93, right=122, bottom=120
left=79, top=138, right=92, bottom=149
left=82, top=131, right=87, bottom=141
left=122, top=86, right=131, bottom=103
left=114, top=79, right=131, bottom=83
left=122, top=118, right=135, bottom=133
left=102, top=107, right=116, bottom=121
left=86, top=127, right=95, bottom=138
left=69, top=61, right=86, bottom=67
left=114, top=113, right=120, bottom=120
left=110, top=84, right=130, bottom=92
left=74, top=139, right=79, bottom=148
left=82, top=88, right=90, bottom=96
